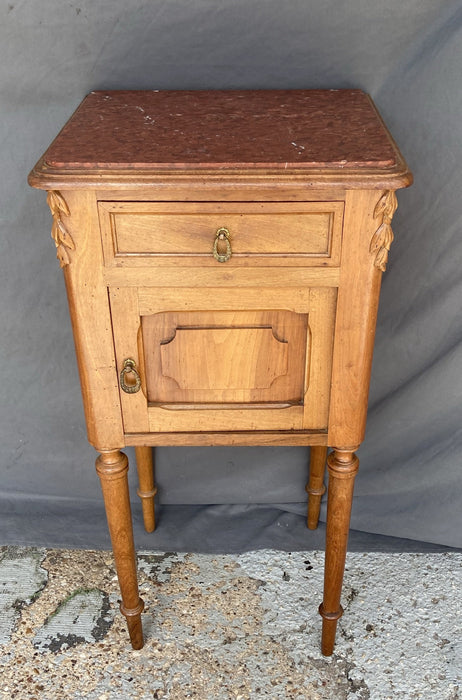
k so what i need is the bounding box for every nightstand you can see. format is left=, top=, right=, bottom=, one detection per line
left=29, top=89, right=412, bottom=655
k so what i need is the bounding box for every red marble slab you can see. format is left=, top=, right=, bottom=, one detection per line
left=43, top=90, right=398, bottom=171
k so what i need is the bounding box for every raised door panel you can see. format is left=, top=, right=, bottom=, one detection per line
left=142, top=310, right=307, bottom=405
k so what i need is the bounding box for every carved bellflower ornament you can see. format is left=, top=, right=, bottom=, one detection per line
left=47, top=190, right=75, bottom=267
left=370, top=190, right=398, bottom=272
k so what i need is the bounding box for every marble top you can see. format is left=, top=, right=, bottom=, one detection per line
left=43, top=89, right=399, bottom=171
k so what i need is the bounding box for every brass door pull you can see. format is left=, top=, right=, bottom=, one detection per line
left=213, top=227, right=232, bottom=262
left=120, top=358, right=141, bottom=394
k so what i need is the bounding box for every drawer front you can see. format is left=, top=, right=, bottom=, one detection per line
left=109, top=285, right=337, bottom=434
left=99, top=201, right=343, bottom=267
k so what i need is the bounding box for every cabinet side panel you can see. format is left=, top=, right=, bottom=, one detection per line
left=328, top=189, right=384, bottom=447
left=60, top=190, right=124, bottom=449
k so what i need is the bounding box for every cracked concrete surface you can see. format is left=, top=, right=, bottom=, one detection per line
left=33, top=588, right=114, bottom=653
left=0, top=546, right=460, bottom=699
left=0, top=547, right=47, bottom=645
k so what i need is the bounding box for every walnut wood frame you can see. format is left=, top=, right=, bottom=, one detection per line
left=29, top=89, right=412, bottom=657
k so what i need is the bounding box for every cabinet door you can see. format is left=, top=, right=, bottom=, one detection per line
left=109, top=286, right=336, bottom=434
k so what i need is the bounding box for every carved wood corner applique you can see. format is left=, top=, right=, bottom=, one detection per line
left=370, top=190, right=398, bottom=272
left=47, top=190, right=75, bottom=267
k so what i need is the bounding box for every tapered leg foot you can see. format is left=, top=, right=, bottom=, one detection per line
left=121, top=599, right=145, bottom=650
left=135, top=446, right=157, bottom=532
left=319, top=448, right=359, bottom=656
left=319, top=603, right=344, bottom=656
left=95, top=449, right=144, bottom=650
left=306, top=446, right=327, bottom=529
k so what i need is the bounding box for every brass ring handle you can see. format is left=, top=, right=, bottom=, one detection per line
left=213, top=227, right=232, bottom=263
left=120, top=358, right=141, bottom=394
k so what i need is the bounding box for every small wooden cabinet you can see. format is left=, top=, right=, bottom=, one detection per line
left=29, top=89, right=412, bottom=655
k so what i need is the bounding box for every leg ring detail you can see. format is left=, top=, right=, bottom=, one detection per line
left=319, top=603, right=344, bottom=622
left=137, top=487, right=158, bottom=499
left=305, top=484, right=326, bottom=497
left=120, top=598, right=145, bottom=619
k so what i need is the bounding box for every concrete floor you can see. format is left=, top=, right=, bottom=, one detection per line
left=0, top=546, right=461, bottom=699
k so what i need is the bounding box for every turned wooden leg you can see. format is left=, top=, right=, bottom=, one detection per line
left=135, top=446, right=157, bottom=533
left=305, top=446, right=327, bottom=530
left=95, top=449, right=144, bottom=650
left=319, top=448, right=359, bottom=656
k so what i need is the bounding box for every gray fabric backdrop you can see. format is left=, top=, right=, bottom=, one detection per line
left=1, top=1, right=461, bottom=548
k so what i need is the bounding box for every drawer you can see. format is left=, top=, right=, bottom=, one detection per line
left=99, top=201, right=343, bottom=267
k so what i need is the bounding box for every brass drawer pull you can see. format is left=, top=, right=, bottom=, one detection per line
left=120, top=358, right=141, bottom=394
left=213, top=227, right=232, bottom=262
